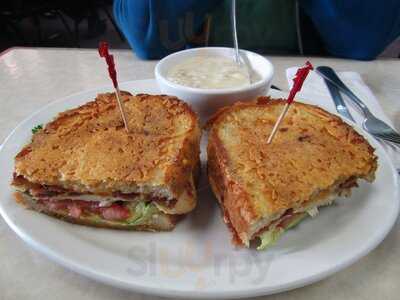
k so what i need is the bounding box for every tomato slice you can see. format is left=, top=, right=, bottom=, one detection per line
left=101, top=204, right=131, bottom=220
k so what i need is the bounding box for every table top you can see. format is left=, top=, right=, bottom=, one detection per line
left=1, top=47, right=399, bottom=300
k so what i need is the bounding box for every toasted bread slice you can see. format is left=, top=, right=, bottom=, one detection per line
left=12, top=92, right=201, bottom=230
left=207, top=97, right=377, bottom=248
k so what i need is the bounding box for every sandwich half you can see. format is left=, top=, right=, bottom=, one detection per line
left=12, top=92, right=201, bottom=231
left=207, top=97, right=377, bottom=249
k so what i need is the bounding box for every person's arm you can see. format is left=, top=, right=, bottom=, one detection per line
left=300, top=0, right=400, bottom=60
left=113, top=0, right=221, bottom=59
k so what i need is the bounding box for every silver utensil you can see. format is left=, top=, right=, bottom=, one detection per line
left=316, top=66, right=400, bottom=144
left=230, top=0, right=241, bottom=65
left=318, top=67, right=355, bottom=123
left=317, top=67, right=400, bottom=174
left=230, top=0, right=252, bottom=83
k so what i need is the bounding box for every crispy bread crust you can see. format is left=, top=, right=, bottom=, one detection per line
left=207, top=97, right=377, bottom=245
left=13, top=92, right=201, bottom=213
left=207, top=137, right=251, bottom=245
left=14, top=192, right=180, bottom=231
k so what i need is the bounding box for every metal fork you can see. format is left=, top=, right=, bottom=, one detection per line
left=230, top=0, right=252, bottom=83
left=316, top=66, right=400, bottom=144
left=230, top=0, right=241, bottom=66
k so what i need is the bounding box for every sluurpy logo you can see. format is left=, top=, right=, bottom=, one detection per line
left=126, top=240, right=276, bottom=290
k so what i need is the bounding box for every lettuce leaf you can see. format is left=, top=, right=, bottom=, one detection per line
left=257, top=213, right=307, bottom=250
left=257, top=227, right=285, bottom=250
left=126, top=202, right=158, bottom=225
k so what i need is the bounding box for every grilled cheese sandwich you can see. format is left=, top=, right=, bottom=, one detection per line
left=12, top=92, right=201, bottom=230
left=207, top=97, right=377, bottom=248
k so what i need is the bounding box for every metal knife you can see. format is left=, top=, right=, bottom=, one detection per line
left=316, top=66, right=355, bottom=122
left=317, top=66, right=400, bottom=174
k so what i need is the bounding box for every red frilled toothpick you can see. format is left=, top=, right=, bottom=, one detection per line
left=98, top=41, right=130, bottom=132
left=266, top=61, right=314, bottom=144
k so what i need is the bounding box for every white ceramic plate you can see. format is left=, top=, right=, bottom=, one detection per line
left=0, top=80, right=398, bottom=299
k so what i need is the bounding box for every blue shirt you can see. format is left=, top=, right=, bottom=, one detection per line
left=300, top=0, right=400, bottom=59
left=113, top=0, right=221, bottom=59
left=114, top=0, right=400, bottom=60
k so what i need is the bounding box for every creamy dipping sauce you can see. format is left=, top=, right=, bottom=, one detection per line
left=167, top=55, right=258, bottom=89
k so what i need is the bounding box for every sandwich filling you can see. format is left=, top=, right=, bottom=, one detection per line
left=257, top=212, right=307, bottom=250
left=12, top=174, right=175, bottom=225
left=252, top=181, right=354, bottom=250
left=35, top=198, right=158, bottom=225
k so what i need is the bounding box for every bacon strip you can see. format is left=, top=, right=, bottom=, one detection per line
left=253, top=209, right=303, bottom=238
left=12, top=174, right=176, bottom=207
left=38, top=198, right=131, bottom=221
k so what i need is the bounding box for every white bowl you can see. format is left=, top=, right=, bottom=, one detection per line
left=155, top=47, right=274, bottom=121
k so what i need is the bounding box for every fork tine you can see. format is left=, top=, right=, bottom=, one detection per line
left=380, top=139, right=399, bottom=150
left=376, top=134, right=400, bottom=145
left=384, top=139, right=400, bottom=150
left=385, top=132, right=400, bottom=141
left=384, top=133, right=400, bottom=143
left=374, top=134, right=390, bottom=144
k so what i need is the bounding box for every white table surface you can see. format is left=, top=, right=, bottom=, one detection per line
left=0, top=47, right=399, bottom=300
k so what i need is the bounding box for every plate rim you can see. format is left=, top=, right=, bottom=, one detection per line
left=0, top=79, right=398, bottom=299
